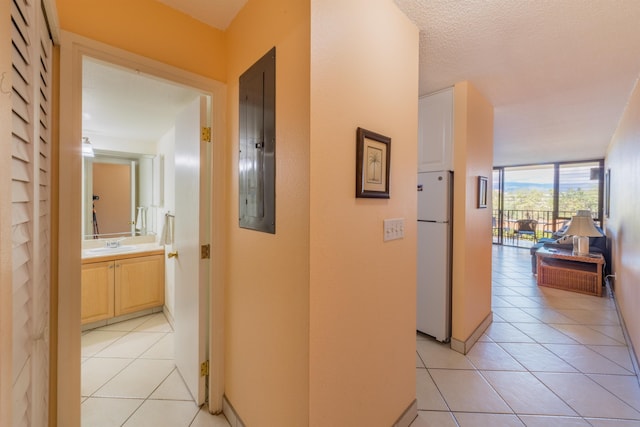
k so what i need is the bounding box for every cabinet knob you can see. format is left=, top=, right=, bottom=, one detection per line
left=168, top=251, right=178, bottom=259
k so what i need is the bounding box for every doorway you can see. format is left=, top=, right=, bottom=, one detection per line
left=80, top=54, right=207, bottom=410
left=58, top=32, right=226, bottom=425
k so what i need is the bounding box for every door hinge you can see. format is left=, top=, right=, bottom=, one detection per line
left=200, top=360, right=209, bottom=377
left=201, top=127, right=212, bottom=143
left=201, top=244, right=210, bottom=259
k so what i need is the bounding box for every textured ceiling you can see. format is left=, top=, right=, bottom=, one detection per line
left=84, top=1, right=640, bottom=167
left=395, top=0, right=640, bottom=166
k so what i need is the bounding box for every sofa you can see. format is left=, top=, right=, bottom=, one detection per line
left=529, top=225, right=609, bottom=275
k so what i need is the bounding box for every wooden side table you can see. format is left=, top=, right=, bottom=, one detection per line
left=536, top=247, right=604, bottom=296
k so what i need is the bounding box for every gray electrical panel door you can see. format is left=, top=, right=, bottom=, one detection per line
left=239, top=47, right=276, bottom=233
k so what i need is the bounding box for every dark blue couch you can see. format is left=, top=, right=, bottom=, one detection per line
left=529, top=226, right=609, bottom=275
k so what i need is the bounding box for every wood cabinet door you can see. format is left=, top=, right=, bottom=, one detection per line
left=418, top=87, right=454, bottom=172
left=114, top=254, right=165, bottom=316
left=81, top=261, right=115, bottom=324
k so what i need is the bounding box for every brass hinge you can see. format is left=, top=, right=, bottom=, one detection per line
left=200, top=360, right=209, bottom=377
left=201, top=244, right=210, bottom=259
left=201, top=127, right=212, bottom=143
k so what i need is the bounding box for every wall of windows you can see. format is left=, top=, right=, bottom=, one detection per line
left=493, top=160, right=604, bottom=247
left=558, top=162, right=602, bottom=219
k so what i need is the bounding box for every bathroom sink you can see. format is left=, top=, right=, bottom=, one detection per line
left=86, top=245, right=137, bottom=255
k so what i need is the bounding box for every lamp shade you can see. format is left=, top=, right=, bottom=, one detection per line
left=564, top=215, right=602, bottom=237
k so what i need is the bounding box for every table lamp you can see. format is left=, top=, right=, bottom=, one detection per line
left=563, top=212, right=602, bottom=255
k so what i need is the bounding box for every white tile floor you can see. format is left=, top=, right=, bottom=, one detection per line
left=81, top=312, right=230, bottom=427
left=412, top=245, right=640, bottom=427
left=82, top=245, right=640, bottom=426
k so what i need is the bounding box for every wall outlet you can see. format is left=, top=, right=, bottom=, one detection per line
left=383, top=218, right=405, bottom=242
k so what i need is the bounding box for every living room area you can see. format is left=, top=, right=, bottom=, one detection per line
left=492, top=161, right=612, bottom=295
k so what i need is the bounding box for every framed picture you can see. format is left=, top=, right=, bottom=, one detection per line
left=356, top=127, right=391, bottom=198
left=477, top=176, right=488, bottom=208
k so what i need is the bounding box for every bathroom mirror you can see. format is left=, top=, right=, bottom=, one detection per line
left=82, top=149, right=157, bottom=240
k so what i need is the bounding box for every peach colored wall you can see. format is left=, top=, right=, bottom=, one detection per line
left=55, top=1, right=419, bottom=425
left=309, top=1, right=418, bottom=425
left=56, top=0, right=226, bottom=82
left=605, top=78, right=640, bottom=363
left=224, top=1, right=311, bottom=425
left=451, top=82, right=494, bottom=344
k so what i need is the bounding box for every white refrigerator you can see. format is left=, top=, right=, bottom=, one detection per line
left=417, top=171, right=452, bottom=342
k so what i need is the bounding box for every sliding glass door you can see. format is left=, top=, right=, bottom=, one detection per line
left=493, top=160, right=604, bottom=248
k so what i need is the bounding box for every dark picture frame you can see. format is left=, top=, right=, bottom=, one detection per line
left=356, top=127, right=391, bottom=198
left=478, top=176, right=488, bottom=208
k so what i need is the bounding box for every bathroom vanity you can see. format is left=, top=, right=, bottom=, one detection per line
left=81, top=244, right=165, bottom=325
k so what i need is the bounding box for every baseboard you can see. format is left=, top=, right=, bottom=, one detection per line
left=163, top=305, right=175, bottom=329
left=610, top=287, right=640, bottom=384
left=81, top=306, right=164, bottom=331
left=223, top=395, right=246, bottom=427
left=222, top=395, right=417, bottom=427
left=393, top=399, right=417, bottom=427
left=450, top=311, right=493, bottom=355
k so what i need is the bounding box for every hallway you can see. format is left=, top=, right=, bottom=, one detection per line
left=412, top=245, right=640, bottom=426
left=79, top=245, right=640, bottom=426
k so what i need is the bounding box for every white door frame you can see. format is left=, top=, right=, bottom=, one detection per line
left=57, top=31, right=226, bottom=426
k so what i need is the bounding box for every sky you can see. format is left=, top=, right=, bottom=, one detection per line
left=494, top=162, right=601, bottom=190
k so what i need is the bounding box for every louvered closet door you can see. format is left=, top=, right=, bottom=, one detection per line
left=11, top=0, right=52, bottom=425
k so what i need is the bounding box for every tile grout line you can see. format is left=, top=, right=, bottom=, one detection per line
left=118, top=366, right=179, bottom=426
left=414, top=246, right=640, bottom=424
left=80, top=312, right=215, bottom=426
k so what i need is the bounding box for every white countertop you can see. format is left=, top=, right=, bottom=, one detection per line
left=82, top=242, right=165, bottom=260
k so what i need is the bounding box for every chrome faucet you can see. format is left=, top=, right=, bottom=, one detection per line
left=105, top=238, right=125, bottom=248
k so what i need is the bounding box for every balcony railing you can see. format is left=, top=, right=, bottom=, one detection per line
left=492, top=209, right=578, bottom=248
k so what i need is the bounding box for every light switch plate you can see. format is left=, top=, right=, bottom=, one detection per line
left=383, top=218, right=405, bottom=242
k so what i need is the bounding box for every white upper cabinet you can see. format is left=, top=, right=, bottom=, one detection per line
left=418, top=87, right=454, bottom=172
